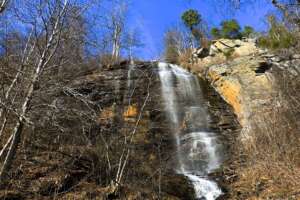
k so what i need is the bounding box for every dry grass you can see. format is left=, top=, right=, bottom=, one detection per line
left=231, top=66, right=300, bottom=199
left=178, top=49, right=193, bottom=69
left=234, top=162, right=300, bottom=199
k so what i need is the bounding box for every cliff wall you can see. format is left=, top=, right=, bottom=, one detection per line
left=188, top=39, right=300, bottom=199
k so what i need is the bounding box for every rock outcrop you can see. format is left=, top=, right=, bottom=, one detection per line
left=192, top=39, right=259, bottom=68
left=190, top=38, right=300, bottom=140
left=188, top=38, right=300, bottom=200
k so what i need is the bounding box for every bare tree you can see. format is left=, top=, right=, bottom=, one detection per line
left=114, top=69, right=152, bottom=191
left=110, top=1, right=127, bottom=62
left=0, top=30, right=36, bottom=139
left=123, top=29, right=143, bottom=60
left=227, top=0, right=300, bottom=24
left=164, top=24, right=195, bottom=63
left=99, top=0, right=140, bottom=63
left=0, top=0, right=70, bottom=182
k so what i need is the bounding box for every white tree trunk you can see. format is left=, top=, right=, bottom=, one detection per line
left=0, top=31, right=35, bottom=138
left=112, top=25, right=121, bottom=61
left=0, top=51, right=47, bottom=181
left=0, top=0, right=69, bottom=182
left=0, top=134, right=12, bottom=159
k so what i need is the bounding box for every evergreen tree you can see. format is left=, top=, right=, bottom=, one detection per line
left=181, top=9, right=201, bottom=31
left=211, top=27, right=221, bottom=39
left=242, top=26, right=254, bottom=37
left=221, top=19, right=241, bottom=39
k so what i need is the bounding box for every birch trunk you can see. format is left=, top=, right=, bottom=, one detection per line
left=0, top=53, right=45, bottom=181
left=0, top=31, right=35, bottom=138
left=112, top=25, right=121, bottom=62
left=0, top=0, right=68, bottom=182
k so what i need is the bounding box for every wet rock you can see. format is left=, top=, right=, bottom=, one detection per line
left=123, top=104, right=138, bottom=121
left=162, top=174, right=196, bottom=200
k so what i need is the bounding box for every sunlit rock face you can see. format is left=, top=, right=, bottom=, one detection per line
left=191, top=38, right=259, bottom=69
left=190, top=38, right=300, bottom=141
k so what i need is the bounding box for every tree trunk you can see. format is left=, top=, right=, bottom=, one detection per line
left=0, top=68, right=38, bottom=182
left=0, top=31, right=35, bottom=133
left=0, top=116, right=7, bottom=138
left=0, top=0, right=68, bottom=183
left=112, top=24, right=121, bottom=62
left=0, top=121, right=23, bottom=182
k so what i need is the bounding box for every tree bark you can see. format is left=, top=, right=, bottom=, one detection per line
left=0, top=121, right=23, bottom=182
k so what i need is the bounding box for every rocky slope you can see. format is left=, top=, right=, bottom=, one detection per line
left=188, top=38, right=300, bottom=199
left=189, top=39, right=300, bottom=139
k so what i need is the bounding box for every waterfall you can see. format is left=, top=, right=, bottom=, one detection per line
left=127, top=61, right=135, bottom=91
left=158, top=62, right=222, bottom=200
left=125, top=61, right=136, bottom=104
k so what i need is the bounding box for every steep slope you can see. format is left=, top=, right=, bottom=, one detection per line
left=189, top=39, right=300, bottom=199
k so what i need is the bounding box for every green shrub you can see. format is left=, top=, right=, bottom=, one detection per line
left=211, top=27, right=221, bottom=39
left=242, top=26, right=254, bottom=38
left=221, top=19, right=242, bottom=39
left=257, top=15, right=297, bottom=50
left=210, top=20, right=255, bottom=39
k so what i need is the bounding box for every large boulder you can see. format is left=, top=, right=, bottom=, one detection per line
left=209, top=39, right=258, bottom=57
left=189, top=39, right=260, bottom=74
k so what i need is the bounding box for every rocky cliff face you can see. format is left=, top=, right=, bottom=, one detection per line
left=190, top=38, right=300, bottom=140
left=3, top=60, right=238, bottom=200
left=189, top=39, right=300, bottom=199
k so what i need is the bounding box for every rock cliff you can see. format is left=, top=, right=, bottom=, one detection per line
left=2, top=60, right=238, bottom=200
left=188, top=38, right=300, bottom=199
left=190, top=38, right=300, bottom=140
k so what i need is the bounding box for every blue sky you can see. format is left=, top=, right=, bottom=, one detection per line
left=126, top=0, right=276, bottom=60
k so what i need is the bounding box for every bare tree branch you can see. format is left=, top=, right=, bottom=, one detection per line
left=0, top=0, right=9, bottom=14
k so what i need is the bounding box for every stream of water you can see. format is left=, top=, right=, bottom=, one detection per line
left=158, top=62, right=223, bottom=200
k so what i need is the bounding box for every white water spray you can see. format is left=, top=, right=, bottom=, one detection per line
left=158, top=62, right=222, bottom=200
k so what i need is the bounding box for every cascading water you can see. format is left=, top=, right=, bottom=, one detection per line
left=127, top=60, right=135, bottom=91
left=125, top=60, right=136, bottom=104
left=158, top=62, right=223, bottom=200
